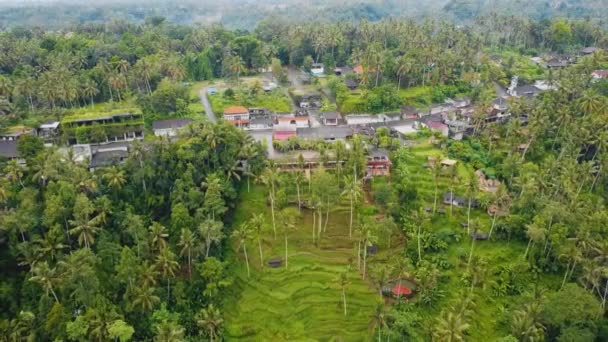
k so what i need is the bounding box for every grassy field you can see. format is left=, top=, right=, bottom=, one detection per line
left=223, top=140, right=563, bottom=340
left=224, top=185, right=381, bottom=341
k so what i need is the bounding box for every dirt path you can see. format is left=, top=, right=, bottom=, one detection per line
left=199, top=87, right=216, bottom=123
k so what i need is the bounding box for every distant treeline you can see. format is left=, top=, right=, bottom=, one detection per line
left=0, top=0, right=605, bottom=31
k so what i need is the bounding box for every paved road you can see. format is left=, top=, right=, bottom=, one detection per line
left=199, top=88, right=216, bottom=123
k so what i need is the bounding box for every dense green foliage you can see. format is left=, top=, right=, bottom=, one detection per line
left=0, top=10, right=608, bottom=341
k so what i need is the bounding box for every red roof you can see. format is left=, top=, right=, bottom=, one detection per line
left=392, top=284, right=412, bottom=296
left=353, top=65, right=364, bottom=74
left=592, top=70, right=608, bottom=78
left=224, top=106, right=249, bottom=115
left=278, top=116, right=309, bottom=122
left=428, top=121, right=447, bottom=130
left=273, top=132, right=296, bottom=141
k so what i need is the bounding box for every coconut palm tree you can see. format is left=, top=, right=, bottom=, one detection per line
left=149, top=222, right=169, bottom=252
left=231, top=222, right=252, bottom=277
left=259, top=166, right=280, bottom=239
left=130, top=285, right=160, bottom=312
left=430, top=160, right=443, bottom=214
left=373, top=303, right=387, bottom=342
left=29, top=262, right=60, bottom=303
left=433, top=310, right=470, bottom=342
left=227, top=55, right=246, bottom=86
left=155, top=248, right=179, bottom=298
left=199, top=218, right=224, bottom=257
left=178, top=228, right=196, bottom=279
left=279, top=207, right=298, bottom=269
left=341, top=175, right=362, bottom=239
left=196, top=304, right=223, bottom=342
left=103, top=166, right=126, bottom=191
left=249, top=213, right=266, bottom=267
left=337, top=269, right=351, bottom=316
left=361, top=220, right=378, bottom=280
left=154, top=320, right=185, bottom=342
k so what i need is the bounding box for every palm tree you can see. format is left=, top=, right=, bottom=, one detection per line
left=341, top=175, right=362, bottom=239
left=154, top=321, right=185, bottom=342
left=249, top=213, right=266, bottom=267
left=433, top=310, right=470, bottom=342
left=69, top=212, right=101, bottom=249
left=178, top=228, right=196, bottom=278
left=29, top=262, right=60, bottom=303
left=361, top=221, right=378, bottom=280
left=196, top=304, right=223, bottom=342
left=227, top=55, right=246, bottom=86
left=103, top=166, right=126, bottom=191
left=155, top=248, right=179, bottom=298
left=82, top=80, right=99, bottom=107
left=139, top=262, right=159, bottom=288
left=231, top=222, right=252, bottom=277
left=259, top=166, right=280, bottom=239
left=337, top=269, right=351, bottom=316
left=279, top=208, right=298, bottom=269
left=524, top=222, right=546, bottom=259
left=293, top=171, right=304, bottom=213
left=199, top=218, right=224, bottom=257
left=373, top=303, right=387, bottom=342
left=510, top=303, right=545, bottom=341
left=130, top=285, right=160, bottom=312
left=447, top=165, right=460, bottom=216
left=149, top=222, right=169, bottom=252
left=464, top=170, right=479, bottom=234
left=430, top=160, right=443, bottom=214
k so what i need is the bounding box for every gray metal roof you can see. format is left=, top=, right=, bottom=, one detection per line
left=90, top=149, right=128, bottom=169
left=152, top=118, right=193, bottom=130
left=296, top=126, right=353, bottom=140
left=0, top=141, right=18, bottom=158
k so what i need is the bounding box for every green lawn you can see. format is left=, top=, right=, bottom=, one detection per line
left=224, top=140, right=563, bottom=340
left=224, top=185, right=380, bottom=341
left=209, top=90, right=292, bottom=114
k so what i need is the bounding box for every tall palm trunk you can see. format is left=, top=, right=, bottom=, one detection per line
left=312, top=211, right=316, bottom=243
left=468, top=238, right=476, bottom=266
left=296, top=182, right=301, bottom=213
left=243, top=243, right=250, bottom=277
left=342, top=287, right=347, bottom=315
left=258, top=237, right=264, bottom=267
left=433, top=184, right=438, bottom=214
left=363, top=243, right=368, bottom=279
left=357, top=240, right=361, bottom=270
left=467, top=199, right=472, bottom=235
left=349, top=196, right=354, bottom=239
left=284, top=234, right=289, bottom=269
left=417, top=224, right=422, bottom=261
left=488, top=213, right=498, bottom=239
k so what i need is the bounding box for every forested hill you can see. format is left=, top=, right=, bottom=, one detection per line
left=444, top=0, right=608, bottom=22
left=0, top=0, right=606, bottom=30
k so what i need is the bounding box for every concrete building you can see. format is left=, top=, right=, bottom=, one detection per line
left=152, top=118, right=193, bottom=137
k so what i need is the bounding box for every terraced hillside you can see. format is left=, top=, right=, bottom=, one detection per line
left=224, top=186, right=381, bottom=341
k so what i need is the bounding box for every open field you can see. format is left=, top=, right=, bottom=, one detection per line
left=224, top=185, right=381, bottom=341
left=224, top=140, right=563, bottom=340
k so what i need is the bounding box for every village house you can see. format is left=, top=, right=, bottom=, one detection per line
left=62, top=112, right=145, bottom=145
left=443, top=192, right=468, bottom=207
left=296, top=126, right=353, bottom=142
left=379, top=112, right=403, bottom=122
left=345, top=78, right=359, bottom=90
left=89, top=144, right=129, bottom=171
left=152, top=118, right=193, bottom=137
left=401, top=106, right=420, bottom=119
left=310, top=63, right=325, bottom=76
left=446, top=97, right=471, bottom=108
left=509, top=84, right=541, bottom=98
left=37, top=121, right=61, bottom=145
left=445, top=119, right=469, bottom=141
left=272, top=123, right=297, bottom=141
left=581, top=47, right=598, bottom=56
left=366, top=149, right=391, bottom=177
left=321, top=111, right=341, bottom=126
left=353, top=65, right=364, bottom=75
left=223, top=106, right=250, bottom=128
left=0, top=140, right=25, bottom=165
left=428, top=103, right=454, bottom=116
left=0, top=126, right=34, bottom=141
left=345, top=114, right=384, bottom=126
left=545, top=57, right=569, bottom=69
left=276, top=113, right=310, bottom=128
left=592, top=70, right=608, bottom=80
left=334, top=66, right=353, bottom=76
left=425, top=121, right=449, bottom=137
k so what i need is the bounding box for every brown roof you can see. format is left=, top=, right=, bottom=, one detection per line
left=353, top=65, right=364, bottom=74
left=224, top=106, right=249, bottom=115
